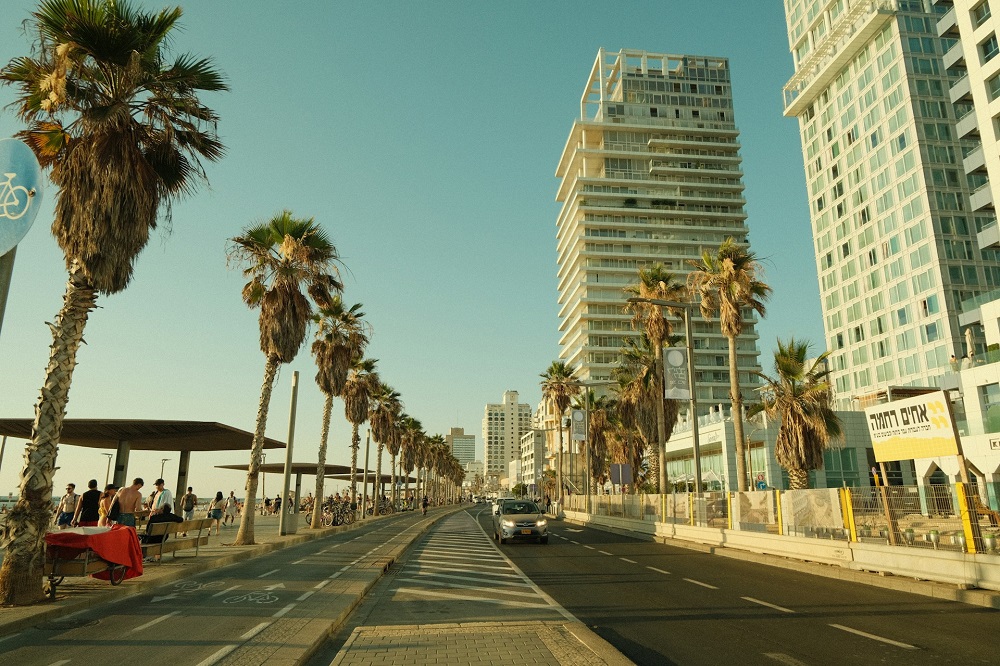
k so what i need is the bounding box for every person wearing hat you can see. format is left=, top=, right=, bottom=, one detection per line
left=149, top=478, right=173, bottom=515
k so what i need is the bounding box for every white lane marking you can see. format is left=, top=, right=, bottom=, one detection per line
left=598, top=550, right=613, bottom=556
left=292, top=558, right=307, bottom=564
left=328, top=571, right=343, bottom=580
left=743, top=597, right=795, bottom=613
left=829, top=624, right=918, bottom=650
left=396, top=577, right=542, bottom=598
left=415, top=558, right=512, bottom=571
left=272, top=603, right=296, bottom=618
left=763, top=653, right=810, bottom=665
left=392, top=587, right=549, bottom=608
left=556, top=535, right=567, bottom=540
left=647, top=566, right=671, bottom=575
left=212, top=585, right=240, bottom=598
left=415, top=551, right=504, bottom=562
left=241, top=622, right=270, bottom=640
left=420, top=546, right=500, bottom=557
left=297, top=591, right=315, bottom=601
left=0, top=633, right=21, bottom=644
left=406, top=563, right=523, bottom=579
left=683, top=578, right=718, bottom=590
left=314, top=580, right=330, bottom=590
left=131, top=610, right=181, bottom=632
left=566, top=528, right=582, bottom=532
left=405, top=569, right=532, bottom=586
left=257, top=569, right=279, bottom=578
left=46, top=662, right=70, bottom=666
left=195, top=645, right=236, bottom=666
left=620, top=557, right=637, bottom=564
left=569, top=540, right=580, bottom=544
left=583, top=545, right=595, bottom=550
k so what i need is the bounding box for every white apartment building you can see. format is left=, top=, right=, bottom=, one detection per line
left=520, top=428, right=547, bottom=493
left=444, top=427, right=477, bottom=467
left=482, top=391, right=533, bottom=482
left=782, top=0, right=1000, bottom=409
left=554, top=48, right=763, bottom=409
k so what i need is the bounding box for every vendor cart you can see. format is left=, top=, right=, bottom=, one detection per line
left=43, top=526, right=143, bottom=599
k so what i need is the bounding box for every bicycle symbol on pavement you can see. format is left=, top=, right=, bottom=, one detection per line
left=0, top=172, right=34, bottom=221
left=173, top=580, right=225, bottom=593
left=223, top=591, right=279, bottom=604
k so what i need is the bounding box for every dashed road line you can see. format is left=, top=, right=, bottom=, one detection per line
left=683, top=578, right=718, bottom=590
left=829, top=624, right=918, bottom=649
left=620, top=557, right=637, bottom=564
left=583, top=545, right=595, bottom=550
left=212, top=585, right=240, bottom=598
left=272, top=603, right=296, bottom=618
left=743, top=597, right=795, bottom=613
left=132, top=610, right=181, bottom=632
left=257, top=569, right=279, bottom=578
left=297, top=591, right=315, bottom=601
left=314, top=580, right=330, bottom=590
left=598, top=550, right=613, bottom=556
left=242, top=622, right=271, bottom=639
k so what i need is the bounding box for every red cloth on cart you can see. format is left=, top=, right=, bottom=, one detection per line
left=44, top=524, right=144, bottom=580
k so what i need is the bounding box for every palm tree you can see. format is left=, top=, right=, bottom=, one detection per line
left=753, top=338, right=842, bottom=490
left=0, top=0, right=226, bottom=604
left=584, top=391, right=614, bottom=490
left=425, top=433, right=445, bottom=502
left=228, top=211, right=341, bottom=545
left=540, top=361, right=581, bottom=506
left=399, top=416, right=423, bottom=508
left=309, top=298, right=368, bottom=528
left=386, top=412, right=407, bottom=508
left=688, top=237, right=772, bottom=492
left=624, top=264, right=686, bottom=494
left=342, top=356, right=378, bottom=508
left=368, top=382, right=401, bottom=515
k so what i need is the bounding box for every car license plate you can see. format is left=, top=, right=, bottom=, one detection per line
left=521, top=529, right=532, bottom=535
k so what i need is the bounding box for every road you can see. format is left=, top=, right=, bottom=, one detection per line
left=470, top=506, right=1000, bottom=665
left=0, top=510, right=433, bottom=666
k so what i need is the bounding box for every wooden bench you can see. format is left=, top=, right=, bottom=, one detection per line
left=140, top=518, right=214, bottom=562
left=973, top=495, right=1000, bottom=528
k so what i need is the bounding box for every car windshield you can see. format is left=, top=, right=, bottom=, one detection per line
left=504, top=502, right=538, bottom=514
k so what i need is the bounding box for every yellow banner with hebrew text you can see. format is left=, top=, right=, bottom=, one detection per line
left=864, top=390, right=959, bottom=462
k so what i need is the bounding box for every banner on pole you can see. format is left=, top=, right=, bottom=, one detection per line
left=571, top=409, right=586, bottom=441
left=663, top=347, right=690, bottom=400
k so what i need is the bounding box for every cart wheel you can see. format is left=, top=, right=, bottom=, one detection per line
left=45, top=579, right=57, bottom=600
left=109, top=565, right=126, bottom=586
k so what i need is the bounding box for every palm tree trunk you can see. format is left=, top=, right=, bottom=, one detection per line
left=233, top=355, right=281, bottom=546
left=653, top=345, right=667, bottom=495
left=374, top=443, right=383, bottom=516
left=403, top=463, right=411, bottom=509
left=350, top=425, right=360, bottom=509
left=0, top=264, right=97, bottom=605
left=728, top=334, right=748, bottom=492
left=787, top=468, right=809, bottom=490
left=311, top=393, right=333, bottom=529
left=390, top=454, right=397, bottom=509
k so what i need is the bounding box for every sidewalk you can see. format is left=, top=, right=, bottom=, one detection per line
left=1, top=506, right=635, bottom=666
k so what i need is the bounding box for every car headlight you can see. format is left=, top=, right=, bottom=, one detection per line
left=536, top=519, right=547, bottom=527
left=501, top=519, right=515, bottom=528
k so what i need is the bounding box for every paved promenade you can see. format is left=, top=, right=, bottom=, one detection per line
left=0, top=507, right=632, bottom=665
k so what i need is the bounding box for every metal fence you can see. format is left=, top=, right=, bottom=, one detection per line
left=559, top=482, right=1000, bottom=554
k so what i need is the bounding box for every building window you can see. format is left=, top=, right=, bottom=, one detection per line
left=981, top=33, right=999, bottom=64
left=989, top=73, right=1000, bottom=100
left=973, top=1, right=992, bottom=27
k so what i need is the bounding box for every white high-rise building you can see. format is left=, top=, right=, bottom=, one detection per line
left=445, top=427, right=477, bottom=467
left=482, top=391, right=533, bottom=481
left=554, top=48, right=762, bottom=407
left=782, top=0, right=1000, bottom=408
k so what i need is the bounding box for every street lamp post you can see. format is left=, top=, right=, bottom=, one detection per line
left=626, top=297, right=703, bottom=494
left=101, top=453, right=113, bottom=487
left=160, top=458, right=171, bottom=480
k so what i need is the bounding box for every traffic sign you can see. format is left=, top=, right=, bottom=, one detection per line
left=0, top=139, right=44, bottom=256
left=756, top=480, right=768, bottom=491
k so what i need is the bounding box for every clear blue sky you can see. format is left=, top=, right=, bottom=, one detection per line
left=0, top=1, right=822, bottom=498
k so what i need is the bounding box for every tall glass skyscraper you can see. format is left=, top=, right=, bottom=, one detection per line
left=783, top=0, right=1000, bottom=408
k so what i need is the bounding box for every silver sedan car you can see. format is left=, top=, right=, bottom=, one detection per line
left=492, top=499, right=548, bottom=544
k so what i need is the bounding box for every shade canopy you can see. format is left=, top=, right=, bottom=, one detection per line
left=215, top=462, right=355, bottom=475
left=0, top=419, right=286, bottom=452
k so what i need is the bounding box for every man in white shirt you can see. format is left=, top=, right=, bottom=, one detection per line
left=149, top=478, right=173, bottom=515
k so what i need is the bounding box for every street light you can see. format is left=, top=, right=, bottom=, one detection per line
left=160, top=458, right=171, bottom=480
left=101, top=453, right=113, bottom=487
left=626, top=296, right=703, bottom=494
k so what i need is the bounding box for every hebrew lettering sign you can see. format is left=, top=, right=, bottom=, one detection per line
left=864, top=390, right=959, bottom=462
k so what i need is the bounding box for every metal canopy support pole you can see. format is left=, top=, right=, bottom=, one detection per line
left=293, top=472, right=302, bottom=519
left=278, top=370, right=299, bottom=536
left=175, top=449, right=191, bottom=513
left=362, top=431, right=371, bottom=520
left=584, top=393, right=591, bottom=515
left=112, top=440, right=130, bottom=487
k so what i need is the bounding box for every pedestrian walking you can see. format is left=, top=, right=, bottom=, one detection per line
left=208, top=491, right=225, bottom=535
left=180, top=487, right=198, bottom=521
left=98, top=484, right=117, bottom=526
left=73, top=479, right=101, bottom=527
left=224, top=490, right=238, bottom=525
left=55, top=483, right=79, bottom=529
left=111, top=479, right=145, bottom=528
left=149, top=478, right=173, bottom=515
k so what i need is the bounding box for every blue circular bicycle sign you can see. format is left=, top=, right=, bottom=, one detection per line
left=0, top=138, right=44, bottom=256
